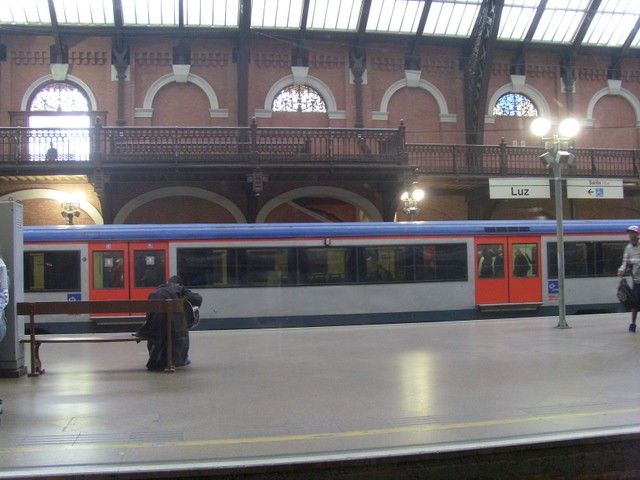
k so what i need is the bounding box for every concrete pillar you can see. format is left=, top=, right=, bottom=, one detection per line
left=0, top=201, right=26, bottom=378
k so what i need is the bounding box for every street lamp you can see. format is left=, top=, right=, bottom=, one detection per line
left=531, top=117, right=580, bottom=329
left=401, top=188, right=425, bottom=221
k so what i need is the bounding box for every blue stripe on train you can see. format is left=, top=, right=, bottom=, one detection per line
left=24, top=220, right=640, bottom=243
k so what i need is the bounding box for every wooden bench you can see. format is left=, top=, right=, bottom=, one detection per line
left=17, top=299, right=185, bottom=376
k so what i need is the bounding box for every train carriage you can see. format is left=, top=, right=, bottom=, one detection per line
left=22, top=220, right=635, bottom=333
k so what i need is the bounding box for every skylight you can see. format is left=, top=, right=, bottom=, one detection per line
left=423, top=0, right=483, bottom=38
left=307, top=0, right=363, bottom=31
left=367, top=0, right=425, bottom=34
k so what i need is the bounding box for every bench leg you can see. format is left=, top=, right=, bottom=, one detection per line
left=28, top=342, right=45, bottom=377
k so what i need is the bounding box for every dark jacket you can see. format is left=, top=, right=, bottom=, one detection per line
left=137, top=283, right=203, bottom=341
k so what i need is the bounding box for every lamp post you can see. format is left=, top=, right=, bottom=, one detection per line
left=401, top=188, right=425, bottom=221
left=531, top=117, right=580, bottom=329
left=60, top=193, right=84, bottom=225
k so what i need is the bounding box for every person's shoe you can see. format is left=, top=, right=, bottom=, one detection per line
left=175, top=359, right=191, bottom=367
left=630, top=323, right=637, bottom=332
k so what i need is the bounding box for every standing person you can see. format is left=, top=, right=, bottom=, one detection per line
left=618, top=225, right=640, bottom=332
left=137, top=275, right=202, bottom=370
left=0, top=247, right=8, bottom=418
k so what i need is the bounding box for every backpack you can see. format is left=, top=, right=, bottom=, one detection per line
left=617, top=278, right=637, bottom=309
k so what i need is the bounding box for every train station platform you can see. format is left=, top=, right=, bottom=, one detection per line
left=0, top=313, right=639, bottom=479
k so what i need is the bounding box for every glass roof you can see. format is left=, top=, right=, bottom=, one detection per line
left=1, top=0, right=640, bottom=50
left=307, top=0, right=362, bottom=31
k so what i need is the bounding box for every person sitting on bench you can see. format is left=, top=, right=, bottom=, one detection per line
left=137, top=275, right=202, bottom=370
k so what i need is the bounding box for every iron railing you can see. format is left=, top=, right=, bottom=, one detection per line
left=0, top=122, right=407, bottom=168
left=407, top=142, right=640, bottom=178
left=1, top=123, right=639, bottom=179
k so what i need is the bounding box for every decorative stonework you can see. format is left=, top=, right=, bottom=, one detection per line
left=254, top=53, right=289, bottom=68
left=492, top=63, right=557, bottom=79
left=192, top=52, right=229, bottom=67
left=134, top=52, right=172, bottom=66
left=577, top=67, right=607, bottom=82
left=69, top=51, right=108, bottom=66
left=11, top=51, right=48, bottom=65
left=371, top=56, right=455, bottom=75
left=423, top=58, right=455, bottom=76
left=371, top=56, right=404, bottom=72
left=309, top=54, right=345, bottom=69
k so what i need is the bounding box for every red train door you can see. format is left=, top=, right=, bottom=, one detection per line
left=129, top=242, right=169, bottom=300
left=89, top=241, right=169, bottom=306
left=89, top=242, right=129, bottom=301
left=475, top=236, right=542, bottom=306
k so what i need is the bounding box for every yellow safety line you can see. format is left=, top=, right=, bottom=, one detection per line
left=2, top=407, right=639, bottom=455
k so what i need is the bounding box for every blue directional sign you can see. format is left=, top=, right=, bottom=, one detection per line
left=547, top=281, right=559, bottom=295
left=67, top=293, right=81, bottom=301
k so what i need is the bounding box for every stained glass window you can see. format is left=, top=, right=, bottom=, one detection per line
left=493, top=93, right=538, bottom=117
left=29, top=82, right=90, bottom=112
left=272, top=85, right=327, bottom=113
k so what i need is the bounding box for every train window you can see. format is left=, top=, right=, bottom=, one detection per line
left=477, top=244, right=504, bottom=279
left=359, top=247, right=414, bottom=283
left=418, top=244, right=468, bottom=281
left=177, top=248, right=234, bottom=287
left=133, top=250, right=166, bottom=288
left=598, top=242, right=626, bottom=276
left=512, top=243, right=538, bottom=278
left=239, top=248, right=295, bottom=286
left=24, top=250, right=80, bottom=292
left=298, top=247, right=353, bottom=284
left=92, top=251, right=125, bottom=289
left=547, top=241, right=625, bottom=278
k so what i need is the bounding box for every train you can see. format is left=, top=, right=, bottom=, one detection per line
left=22, top=220, right=635, bottom=333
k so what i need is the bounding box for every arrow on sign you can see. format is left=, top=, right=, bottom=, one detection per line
left=588, top=189, right=593, bottom=195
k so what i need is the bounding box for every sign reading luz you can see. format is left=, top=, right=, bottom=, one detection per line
left=489, top=178, right=550, bottom=199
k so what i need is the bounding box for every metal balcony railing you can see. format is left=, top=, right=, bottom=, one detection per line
left=0, top=123, right=638, bottom=179
left=0, top=120, right=407, bottom=169
left=406, top=142, right=640, bottom=179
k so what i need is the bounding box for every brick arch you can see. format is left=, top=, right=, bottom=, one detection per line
left=134, top=73, right=228, bottom=119
left=256, top=187, right=382, bottom=223
left=256, top=74, right=346, bottom=120
left=485, top=82, right=550, bottom=123
left=113, top=187, right=246, bottom=224
left=373, top=78, right=456, bottom=123
left=21, top=74, right=98, bottom=111
left=586, top=87, right=640, bottom=127
left=0, top=189, right=103, bottom=224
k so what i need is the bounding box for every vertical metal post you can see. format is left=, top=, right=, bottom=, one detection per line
left=553, top=158, right=570, bottom=329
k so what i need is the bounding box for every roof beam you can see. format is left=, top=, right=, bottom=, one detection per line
left=299, top=0, right=310, bottom=36
left=463, top=0, right=505, bottom=145
left=511, top=0, right=547, bottom=73
left=47, top=0, right=69, bottom=65
left=236, top=0, right=251, bottom=127
left=356, top=0, right=372, bottom=47
left=408, top=0, right=433, bottom=58
left=609, top=14, right=640, bottom=78
left=572, top=0, right=602, bottom=51
left=112, top=0, right=124, bottom=32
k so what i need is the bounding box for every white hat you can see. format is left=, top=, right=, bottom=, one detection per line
left=627, top=226, right=639, bottom=233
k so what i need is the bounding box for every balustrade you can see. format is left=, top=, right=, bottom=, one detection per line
left=0, top=123, right=638, bottom=179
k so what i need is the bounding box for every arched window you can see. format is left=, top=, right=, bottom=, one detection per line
left=492, top=93, right=538, bottom=117
left=272, top=85, right=327, bottom=113
left=27, top=82, right=91, bottom=161
left=29, top=82, right=90, bottom=112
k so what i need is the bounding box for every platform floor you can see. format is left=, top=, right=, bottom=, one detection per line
left=0, top=313, right=639, bottom=478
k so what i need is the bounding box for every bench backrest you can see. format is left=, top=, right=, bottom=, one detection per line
left=17, top=299, right=185, bottom=316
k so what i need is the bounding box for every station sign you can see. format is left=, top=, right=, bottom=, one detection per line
left=566, top=178, right=623, bottom=199
left=489, top=178, right=550, bottom=199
